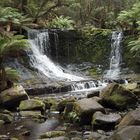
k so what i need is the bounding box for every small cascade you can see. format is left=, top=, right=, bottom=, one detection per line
left=104, top=31, right=123, bottom=80
left=71, top=80, right=107, bottom=92
left=28, top=29, right=83, bottom=81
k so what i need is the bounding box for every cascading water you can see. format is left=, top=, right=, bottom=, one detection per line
left=104, top=31, right=123, bottom=80
left=28, top=29, right=83, bottom=81
left=27, top=29, right=107, bottom=92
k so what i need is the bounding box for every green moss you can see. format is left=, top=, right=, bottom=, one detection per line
left=40, top=131, right=65, bottom=139
left=108, top=93, right=127, bottom=106
left=19, top=99, right=45, bottom=111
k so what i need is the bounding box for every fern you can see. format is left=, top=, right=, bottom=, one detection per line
left=48, top=16, right=74, bottom=29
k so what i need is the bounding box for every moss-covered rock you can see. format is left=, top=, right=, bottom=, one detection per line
left=43, top=97, right=58, bottom=110
left=39, top=131, right=65, bottom=139
left=57, top=98, right=76, bottom=113
left=20, top=111, right=45, bottom=120
left=18, top=99, right=45, bottom=112
left=0, top=85, right=29, bottom=109
left=0, top=112, right=13, bottom=123
left=100, top=83, right=138, bottom=110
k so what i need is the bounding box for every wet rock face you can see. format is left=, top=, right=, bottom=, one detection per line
left=92, top=111, right=121, bottom=130
left=100, top=83, right=138, bottom=110
left=0, top=85, right=29, bottom=109
left=109, top=126, right=140, bottom=140
left=74, top=98, right=105, bottom=124
left=18, top=99, right=45, bottom=112
left=117, top=107, right=140, bottom=129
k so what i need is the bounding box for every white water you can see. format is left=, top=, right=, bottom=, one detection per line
left=27, top=29, right=107, bottom=92
left=104, top=31, right=123, bottom=80
left=28, top=30, right=83, bottom=81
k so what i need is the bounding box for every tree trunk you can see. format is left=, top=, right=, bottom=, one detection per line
left=0, top=68, right=7, bottom=92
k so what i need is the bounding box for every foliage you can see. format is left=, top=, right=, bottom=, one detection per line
left=48, top=16, right=74, bottom=29
left=0, top=6, right=31, bottom=31
left=5, top=67, right=20, bottom=82
left=0, top=35, right=29, bottom=57
left=0, top=34, right=29, bottom=91
left=128, top=37, right=140, bottom=56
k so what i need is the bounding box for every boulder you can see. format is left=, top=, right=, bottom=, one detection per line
left=18, top=99, right=45, bottom=112
left=74, top=98, right=105, bottom=124
left=57, top=98, right=75, bottom=113
left=20, top=111, right=45, bottom=119
left=0, top=120, right=4, bottom=126
left=117, top=107, right=140, bottom=129
left=100, top=83, right=138, bottom=110
left=110, top=126, right=140, bottom=140
left=0, top=112, right=13, bottom=123
left=133, top=88, right=140, bottom=97
left=87, top=91, right=100, bottom=98
left=122, top=83, right=137, bottom=90
left=0, top=85, right=29, bottom=109
left=92, top=112, right=121, bottom=130
left=39, top=131, right=65, bottom=139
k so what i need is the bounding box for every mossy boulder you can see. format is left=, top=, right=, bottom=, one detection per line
left=20, top=111, right=45, bottom=119
left=43, top=97, right=58, bottom=110
left=18, top=99, right=45, bottom=112
left=0, top=112, right=13, bottom=123
left=117, top=107, right=140, bottom=129
left=39, top=131, right=65, bottom=139
left=92, top=111, right=121, bottom=130
left=73, top=98, right=105, bottom=124
left=100, top=83, right=138, bottom=110
left=57, top=98, right=76, bottom=113
left=0, top=85, right=29, bottom=109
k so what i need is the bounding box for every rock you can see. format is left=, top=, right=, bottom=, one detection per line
left=39, top=131, right=65, bottom=139
left=38, top=136, right=67, bottom=140
left=92, top=97, right=102, bottom=102
left=100, top=83, right=138, bottom=110
left=11, top=138, right=19, bottom=140
left=20, top=111, right=45, bottom=119
left=92, top=112, right=121, bottom=130
left=0, top=85, right=29, bottom=109
left=74, top=98, right=105, bottom=124
left=0, top=112, right=13, bottom=123
left=122, top=83, right=137, bottom=90
left=21, top=130, right=31, bottom=136
left=57, top=98, right=75, bottom=113
left=109, top=126, right=140, bottom=140
left=88, top=131, right=112, bottom=140
left=18, top=99, right=45, bottom=112
left=0, top=120, right=4, bottom=126
left=117, top=107, right=140, bottom=129
left=133, top=88, right=140, bottom=97
left=87, top=91, right=100, bottom=98
left=0, top=135, right=10, bottom=140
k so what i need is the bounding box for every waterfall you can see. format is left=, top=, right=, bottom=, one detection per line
left=28, top=29, right=83, bottom=81
left=104, top=31, right=123, bottom=80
